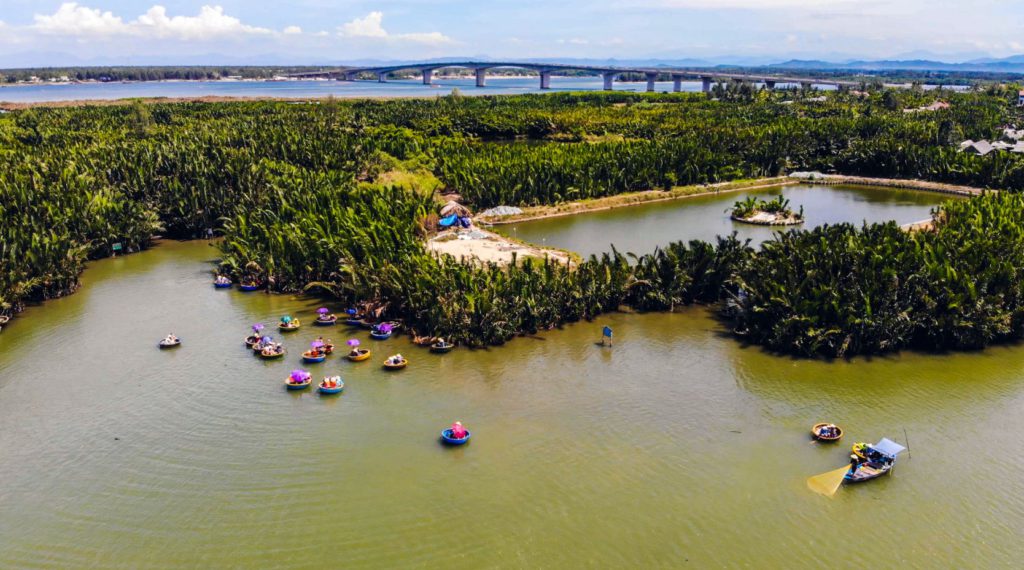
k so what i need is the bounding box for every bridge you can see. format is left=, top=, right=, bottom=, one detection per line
left=289, top=61, right=861, bottom=92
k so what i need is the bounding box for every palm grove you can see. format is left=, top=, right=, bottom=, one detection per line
left=3, top=86, right=1024, bottom=356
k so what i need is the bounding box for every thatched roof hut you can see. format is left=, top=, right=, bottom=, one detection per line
left=440, top=201, right=471, bottom=218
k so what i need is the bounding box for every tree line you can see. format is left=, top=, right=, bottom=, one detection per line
left=4, top=89, right=1024, bottom=355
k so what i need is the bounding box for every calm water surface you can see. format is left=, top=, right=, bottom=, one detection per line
left=0, top=77, right=965, bottom=105
left=499, top=184, right=950, bottom=258
left=1, top=239, right=1022, bottom=566
left=0, top=77, right=711, bottom=103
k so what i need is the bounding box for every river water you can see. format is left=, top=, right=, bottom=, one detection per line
left=498, top=184, right=949, bottom=258
left=0, top=77, right=828, bottom=104
left=1, top=195, right=1023, bottom=567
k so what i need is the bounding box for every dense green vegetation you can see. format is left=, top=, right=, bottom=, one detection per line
left=730, top=196, right=803, bottom=221
left=4, top=87, right=1024, bottom=355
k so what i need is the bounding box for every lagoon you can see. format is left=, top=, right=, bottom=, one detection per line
left=1, top=233, right=1022, bottom=567
left=496, top=184, right=949, bottom=258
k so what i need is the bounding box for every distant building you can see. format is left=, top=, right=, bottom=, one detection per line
left=961, top=140, right=994, bottom=156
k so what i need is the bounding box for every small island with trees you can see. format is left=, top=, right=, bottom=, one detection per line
left=729, top=196, right=804, bottom=225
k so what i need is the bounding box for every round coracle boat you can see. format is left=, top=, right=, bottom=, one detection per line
left=279, top=320, right=301, bottom=332
left=260, top=347, right=286, bottom=359
left=302, top=350, right=327, bottom=363
left=811, top=422, right=843, bottom=442
left=158, top=338, right=181, bottom=349
left=347, top=348, right=371, bottom=362
left=285, top=377, right=312, bottom=390
left=382, top=356, right=407, bottom=370
left=239, top=283, right=260, bottom=292
left=441, top=428, right=471, bottom=445
left=318, top=377, right=344, bottom=394
left=430, top=341, right=454, bottom=353
left=314, top=315, right=338, bottom=326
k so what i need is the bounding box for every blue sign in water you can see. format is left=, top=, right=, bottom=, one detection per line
left=602, top=326, right=613, bottom=338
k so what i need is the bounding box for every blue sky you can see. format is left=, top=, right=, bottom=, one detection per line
left=0, top=1, right=1021, bottom=66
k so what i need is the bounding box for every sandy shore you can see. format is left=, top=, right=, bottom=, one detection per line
left=426, top=227, right=571, bottom=265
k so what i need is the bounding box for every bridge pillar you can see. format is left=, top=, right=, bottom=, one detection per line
left=475, top=68, right=487, bottom=88
left=540, top=71, right=552, bottom=89
left=764, top=80, right=776, bottom=90
left=645, top=72, right=658, bottom=92
left=672, top=76, right=682, bottom=93
left=602, top=72, right=616, bottom=91
left=344, top=72, right=357, bottom=81
left=377, top=71, right=387, bottom=83
left=701, top=77, right=713, bottom=93
left=422, top=69, right=433, bottom=85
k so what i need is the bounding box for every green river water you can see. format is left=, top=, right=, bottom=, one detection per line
left=2, top=187, right=1023, bottom=568
left=498, top=184, right=948, bottom=258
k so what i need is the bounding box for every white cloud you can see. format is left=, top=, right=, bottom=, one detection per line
left=340, top=11, right=388, bottom=38
left=34, top=3, right=126, bottom=36
left=32, top=3, right=273, bottom=40
left=283, top=25, right=303, bottom=35
left=136, top=6, right=271, bottom=39
left=338, top=11, right=454, bottom=45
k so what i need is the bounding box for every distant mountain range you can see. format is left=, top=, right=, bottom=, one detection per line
left=769, top=57, right=1024, bottom=74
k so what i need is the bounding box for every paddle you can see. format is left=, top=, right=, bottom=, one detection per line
left=806, top=466, right=850, bottom=497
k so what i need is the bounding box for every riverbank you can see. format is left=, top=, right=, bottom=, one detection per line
left=796, top=173, right=987, bottom=197
left=477, top=174, right=986, bottom=226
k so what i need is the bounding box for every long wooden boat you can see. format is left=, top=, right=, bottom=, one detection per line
left=347, top=348, right=371, bottom=362
left=844, top=461, right=893, bottom=482
left=811, top=423, right=843, bottom=442
left=844, top=438, right=906, bottom=483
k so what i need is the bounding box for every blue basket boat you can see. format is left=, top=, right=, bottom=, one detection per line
left=441, top=428, right=471, bottom=445
left=318, top=377, right=344, bottom=394
left=302, top=351, right=327, bottom=363
left=239, top=283, right=260, bottom=292
left=214, top=281, right=232, bottom=289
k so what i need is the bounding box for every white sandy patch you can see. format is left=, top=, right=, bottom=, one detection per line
left=427, top=228, right=570, bottom=265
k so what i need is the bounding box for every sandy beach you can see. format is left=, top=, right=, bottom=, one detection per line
left=426, top=227, right=572, bottom=265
